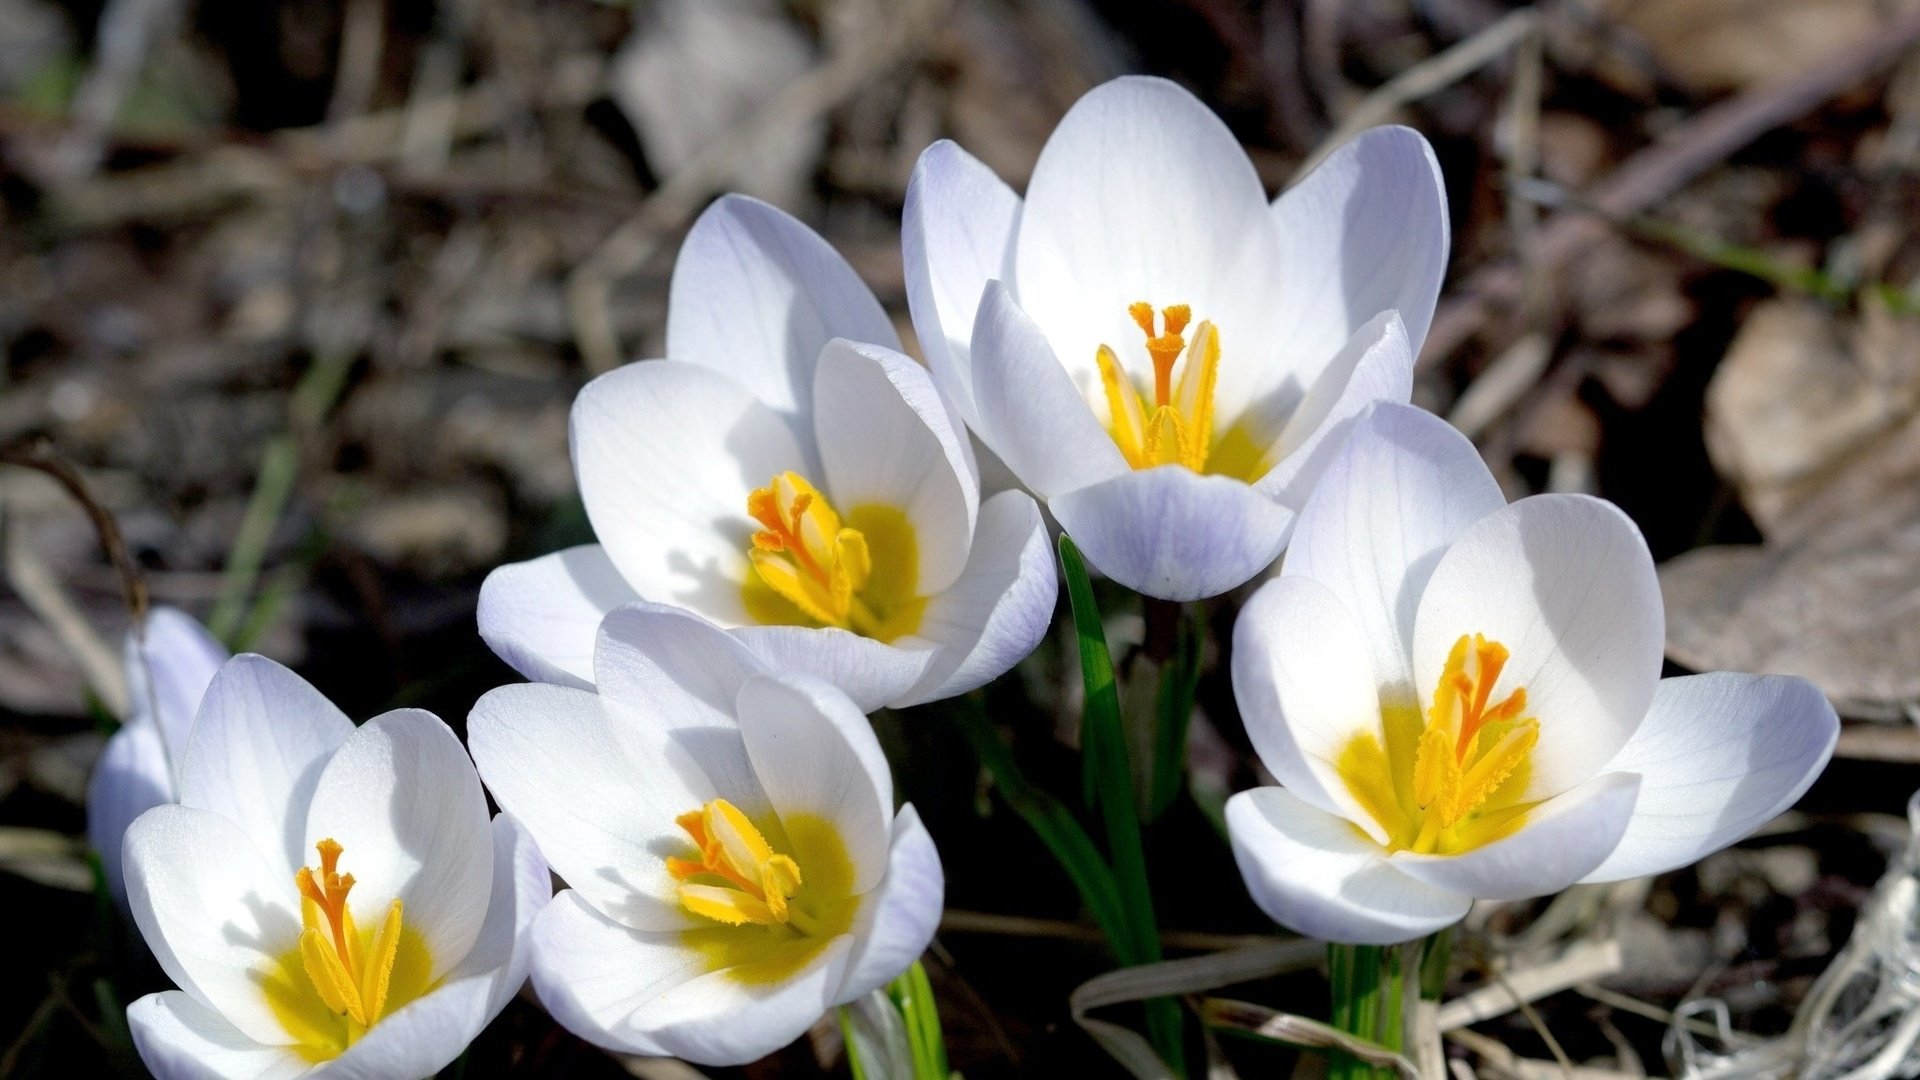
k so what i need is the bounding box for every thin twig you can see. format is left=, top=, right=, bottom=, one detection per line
left=1294, top=8, right=1538, bottom=181
left=1422, top=3, right=1920, bottom=368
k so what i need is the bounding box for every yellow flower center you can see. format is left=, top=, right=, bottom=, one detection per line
left=742, top=471, right=925, bottom=641
left=1097, top=302, right=1221, bottom=473
left=668, top=798, right=860, bottom=986
left=668, top=798, right=816, bottom=932
left=1335, top=634, right=1542, bottom=855
left=262, top=839, right=433, bottom=1061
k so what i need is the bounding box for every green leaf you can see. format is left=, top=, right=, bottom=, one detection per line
left=950, top=699, right=1135, bottom=961
left=1059, top=536, right=1185, bottom=1077
left=890, top=961, right=951, bottom=1079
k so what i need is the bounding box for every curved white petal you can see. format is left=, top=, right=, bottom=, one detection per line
left=814, top=339, right=977, bottom=594
left=448, top=815, right=551, bottom=1010
left=1049, top=467, right=1294, bottom=601
left=595, top=602, right=763, bottom=708
left=593, top=603, right=771, bottom=812
left=1413, top=495, right=1664, bottom=800
left=477, top=545, right=639, bottom=689
left=127, top=606, right=229, bottom=772
left=902, top=139, right=1021, bottom=428
left=1390, top=772, right=1640, bottom=901
left=897, top=490, right=1057, bottom=706
left=730, top=623, right=935, bottom=712
left=322, top=818, right=550, bottom=1078
left=1249, top=313, right=1415, bottom=506
left=969, top=282, right=1127, bottom=499
left=124, top=805, right=304, bottom=1047
left=1280, top=402, right=1504, bottom=700
left=735, top=674, right=894, bottom=894
left=667, top=194, right=899, bottom=439
left=177, top=655, right=353, bottom=883
left=571, top=359, right=810, bottom=626
left=89, top=722, right=172, bottom=907
left=127, top=992, right=308, bottom=1080
left=1226, top=787, right=1470, bottom=945
left=838, top=804, right=945, bottom=1002
left=1267, top=126, right=1449, bottom=371
left=467, top=679, right=734, bottom=934
left=1232, top=575, right=1390, bottom=839
left=1582, top=674, right=1839, bottom=883
left=301, top=710, right=493, bottom=981
left=529, top=889, right=854, bottom=1064
left=1013, top=76, right=1280, bottom=414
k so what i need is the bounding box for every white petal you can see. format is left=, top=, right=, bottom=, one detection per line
left=1048, top=467, right=1294, bottom=601
left=177, top=655, right=353, bottom=882
left=593, top=603, right=772, bottom=813
left=1226, top=787, right=1470, bottom=945
left=468, top=679, right=733, bottom=934
left=814, top=339, right=977, bottom=594
left=1582, top=674, right=1839, bottom=883
left=477, top=545, right=639, bottom=688
left=1232, top=576, right=1390, bottom=839
left=301, top=710, right=494, bottom=982
left=317, top=977, right=494, bottom=1080
left=313, top=818, right=555, bottom=1080
left=735, top=674, right=894, bottom=894
left=730, top=623, right=935, bottom=712
left=1249, top=313, right=1414, bottom=505
left=127, top=992, right=307, bottom=1080
left=124, top=805, right=304, bottom=1046
left=89, top=722, right=172, bottom=907
left=1390, top=772, right=1640, bottom=901
left=529, top=890, right=853, bottom=1064
left=1280, top=402, right=1504, bottom=700
left=572, top=359, right=810, bottom=626
left=667, top=194, right=899, bottom=439
left=838, top=805, right=944, bottom=1002
left=447, top=815, right=552, bottom=1013
left=1413, top=495, right=1664, bottom=799
left=1013, top=76, right=1280, bottom=415
left=897, top=490, right=1057, bottom=706
left=902, top=139, right=1020, bottom=428
left=968, top=282, right=1127, bottom=499
left=127, top=606, right=229, bottom=772
left=1267, top=126, right=1449, bottom=370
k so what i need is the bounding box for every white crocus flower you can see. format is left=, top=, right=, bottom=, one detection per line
left=121, top=655, right=550, bottom=1078
left=479, top=195, right=1055, bottom=711
left=1226, top=404, right=1839, bottom=945
left=902, top=75, right=1449, bottom=600
left=468, top=602, right=944, bottom=1066
left=88, top=606, right=228, bottom=908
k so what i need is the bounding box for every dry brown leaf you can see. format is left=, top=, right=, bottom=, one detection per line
left=1662, top=299, right=1920, bottom=718
left=610, top=0, right=823, bottom=210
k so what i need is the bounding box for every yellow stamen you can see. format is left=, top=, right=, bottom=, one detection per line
left=668, top=799, right=818, bottom=934
left=1096, top=302, right=1222, bottom=474
left=1336, top=634, right=1542, bottom=855
left=293, top=839, right=409, bottom=1031
left=743, top=472, right=925, bottom=642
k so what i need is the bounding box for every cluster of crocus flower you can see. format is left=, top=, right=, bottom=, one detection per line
left=87, top=73, right=1840, bottom=1078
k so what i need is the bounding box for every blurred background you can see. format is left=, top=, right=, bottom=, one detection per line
left=4, top=0, right=1920, bottom=1075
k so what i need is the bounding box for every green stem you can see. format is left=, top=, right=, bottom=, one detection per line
left=1328, top=944, right=1404, bottom=1080
left=1419, top=927, right=1453, bottom=1001
left=1145, top=604, right=1201, bottom=823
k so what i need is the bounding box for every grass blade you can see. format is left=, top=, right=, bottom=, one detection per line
left=1059, top=535, right=1185, bottom=1076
